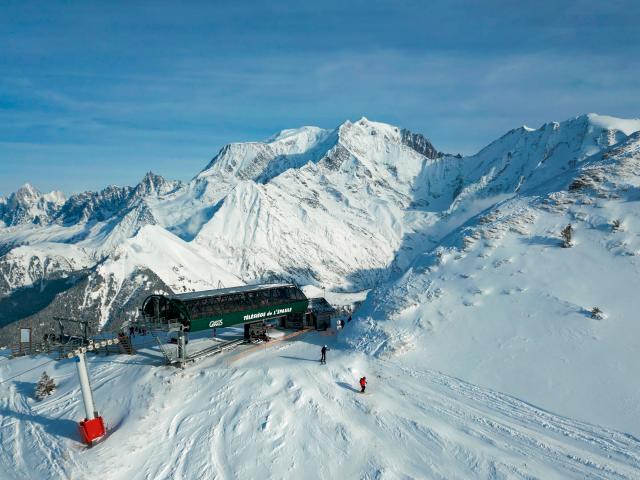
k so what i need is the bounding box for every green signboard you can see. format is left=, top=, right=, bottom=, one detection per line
left=188, top=299, right=309, bottom=332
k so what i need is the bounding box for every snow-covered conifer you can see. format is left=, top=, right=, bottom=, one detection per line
left=561, top=224, right=573, bottom=248
left=612, top=219, right=623, bottom=232
left=35, top=371, right=55, bottom=400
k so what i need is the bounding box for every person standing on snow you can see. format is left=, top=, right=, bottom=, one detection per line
left=359, top=376, right=367, bottom=393
left=320, top=345, right=329, bottom=364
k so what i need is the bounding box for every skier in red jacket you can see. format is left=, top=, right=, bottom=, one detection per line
left=359, top=376, right=367, bottom=393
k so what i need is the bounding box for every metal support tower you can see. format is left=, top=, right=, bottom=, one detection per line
left=75, top=352, right=97, bottom=419
left=177, top=327, right=187, bottom=367
left=68, top=348, right=111, bottom=445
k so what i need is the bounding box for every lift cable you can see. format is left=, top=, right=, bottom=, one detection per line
left=0, top=358, right=58, bottom=386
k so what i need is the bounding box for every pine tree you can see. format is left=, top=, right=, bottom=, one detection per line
left=561, top=224, right=573, bottom=248
left=35, top=371, right=55, bottom=400
left=612, top=219, right=622, bottom=232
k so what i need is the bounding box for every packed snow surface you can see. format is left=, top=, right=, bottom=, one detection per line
left=1, top=330, right=639, bottom=480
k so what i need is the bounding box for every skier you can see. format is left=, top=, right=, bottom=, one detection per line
left=359, top=376, right=367, bottom=393
left=320, top=345, right=329, bottom=364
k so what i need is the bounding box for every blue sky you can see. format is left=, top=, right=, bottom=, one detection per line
left=1, top=0, right=639, bottom=195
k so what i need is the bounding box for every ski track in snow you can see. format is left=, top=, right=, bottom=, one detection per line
left=2, top=333, right=639, bottom=480
left=392, top=364, right=640, bottom=479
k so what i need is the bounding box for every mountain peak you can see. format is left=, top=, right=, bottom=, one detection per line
left=1, top=183, right=65, bottom=226
left=139, top=171, right=164, bottom=189
left=134, top=171, right=180, bottom=197
left=338, top=117, right=400, bottom=139
left=265, top=126, right=331, bottom=144
left=582, top=113, right=640, bottom=136
left=197, top=125, right=336, bottom=184
left=335, top=117, right=440, bottom=159
left=15, top=182, right=40, bottom=198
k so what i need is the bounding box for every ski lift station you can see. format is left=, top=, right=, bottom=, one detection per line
left=142, top=283, right=312, bottom=336
left=9, top=283, right=340, bottom=446
left=138, top=283, right=335, bottom=365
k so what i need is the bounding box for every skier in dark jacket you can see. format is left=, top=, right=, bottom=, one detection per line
left=359, top=376, right=367, bottom=393
left=320, top=345, right=329, bottom=364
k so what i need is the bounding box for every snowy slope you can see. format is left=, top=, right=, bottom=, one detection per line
left=149, top=126, right=335, bottom=240
left=1, top=331, right=639, bottom=480
left=348, top=130, right=640, bottom=436
left=0, top=243, right=92, bottom=296
left=77, top=225, right=243, bottom=329
left=194, top=118, right=436, bottom=288
left=387, top=113, right=640, bottom=274
left=456, top=113, right=638, bottom=200
left=99, top=225, right=241, bottom=298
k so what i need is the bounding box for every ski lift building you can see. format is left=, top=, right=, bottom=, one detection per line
left=307, top=297, right=336, bottom=330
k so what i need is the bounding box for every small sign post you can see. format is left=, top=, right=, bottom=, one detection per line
left=19, top=328, right=31, bottom=355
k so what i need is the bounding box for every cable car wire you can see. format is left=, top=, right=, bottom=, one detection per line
left=0, top=358, right=58, bottom=386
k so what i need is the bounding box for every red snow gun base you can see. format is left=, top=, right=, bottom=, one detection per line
left=79, top=416, right=106, bottom=445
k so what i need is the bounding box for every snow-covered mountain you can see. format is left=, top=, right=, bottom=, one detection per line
left=348, top=121, right=640, bottom=435
left=1, top=113, right=639, bottom=342
left=2, top=112, right=640, bottom=479
left=0, top=183, right=66, bottom=228
left=0, top=117, right=445, bottom=338
left=193, top=118, right=441, bottom=286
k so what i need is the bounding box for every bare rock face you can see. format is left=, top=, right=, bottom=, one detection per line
left=401, top=128, right=440, bottom=159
